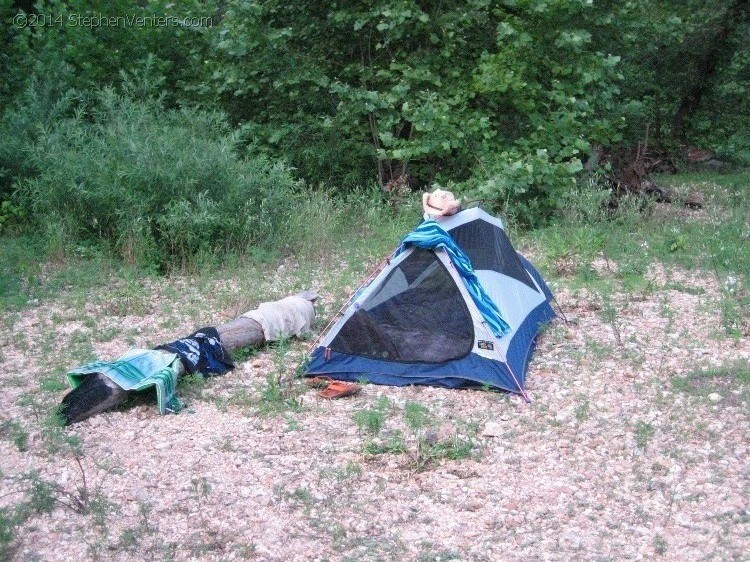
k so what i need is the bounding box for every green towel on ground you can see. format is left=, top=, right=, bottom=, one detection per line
left=67, top=348, right=183, bottom=414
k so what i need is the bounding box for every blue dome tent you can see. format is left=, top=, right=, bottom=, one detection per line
left=306, top=208, right=556, bottom=400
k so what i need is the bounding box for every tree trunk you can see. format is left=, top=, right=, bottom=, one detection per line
left=60, top=291, right=317, bottom=425
left=672, top=0, right=749, bottom=142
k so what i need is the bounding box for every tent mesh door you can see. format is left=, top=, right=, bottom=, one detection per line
left=330, top=249, right=474, bottom=363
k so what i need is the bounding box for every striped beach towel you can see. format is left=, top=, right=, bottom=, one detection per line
left=67, top=348, right=182, bottom=414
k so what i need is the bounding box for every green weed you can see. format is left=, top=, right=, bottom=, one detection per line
left=574, top=395, right=590, bottom=422
left=403, top=401, right=432, bottom=431
left=118, top=528, right=139, bottom=552
left=0, top=465, right=120, bottom=558
left=653, top=534, right=667, bottom=555
left=719, top=283, right=749, bottom=339
left=318, top=461, right=362, bottom=482
left=635, top=421, right=655, bottom=449
left=414, top=436, right=476, bottom=472
left=0, top=420, right=28, bottom=452
left=40, top=406, right=83, bottom=457
left=363, top=432, right=408, bottom=455
left=178, top=373, right=207, bottom=403
left=283, top=416, right=302, bottom=432
left=529, top=172, right=749, bottom=302
left=93, top=326, right=121, bottom=343
left=0, top=473, right=58, bottom=559
left=39, top=374, right=67, bottom=393
left=416, top=548, right=463, bottom=562
left=353, top=396, right=392, bottom=435
left=254, top=371, right=304, bottom=416
left=254, top=341, right=306, bottom=416
left=230, top=344, right=259, bottom=363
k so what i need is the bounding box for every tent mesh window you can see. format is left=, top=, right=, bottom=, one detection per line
left=330, top=249, right=474, bottom=363
left=449, top=220, right=538, bottom=292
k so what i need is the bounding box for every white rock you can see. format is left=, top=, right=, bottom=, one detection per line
left=708, top=393, right=722, bottom=402
left=482, top=422, right=504, bottom=437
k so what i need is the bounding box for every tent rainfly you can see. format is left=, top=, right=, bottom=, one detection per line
left=306, top=207, right=556, bottom=400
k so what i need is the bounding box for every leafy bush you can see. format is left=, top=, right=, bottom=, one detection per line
left=0, top=73, right=77, bottom=201
left=14, top=88, right=301, bottom=270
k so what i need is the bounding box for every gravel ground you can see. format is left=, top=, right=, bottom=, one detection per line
left=0, top=253, right=747, bottom=561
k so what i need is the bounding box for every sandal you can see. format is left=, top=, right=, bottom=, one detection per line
left=317, top=381, right=361, bottom=399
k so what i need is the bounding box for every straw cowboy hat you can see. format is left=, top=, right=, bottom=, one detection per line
left=422, top=188, right=462, bottom=218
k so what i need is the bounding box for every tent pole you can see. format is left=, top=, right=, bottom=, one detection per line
left=306, top=255, right=392, bottom=355
left=504, top=361, right=531, bottom=403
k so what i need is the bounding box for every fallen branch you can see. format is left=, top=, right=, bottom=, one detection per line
left=60, top=291, right=317, bottom=425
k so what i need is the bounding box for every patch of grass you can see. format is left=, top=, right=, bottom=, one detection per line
left=87, top=490, right=119, bottom=529
left=0, top=235, right=43, bottom=312
left=719, top=282, right=749, bottom=339
left=178, top=373, right=207, bottom=403
left=671, top=360, right=750, bottom=405
left=276, top=485, right=315, bottom=511
left=353, top=396, right=392, bottom=435
left=363, top=431, right=408, bottom=455
left=93, top=325, right=121, bottom=343
left=254, top=371, right=304, bottom=416
left=319, top=461, right=362, bottom=482
left=283, top=415, right=302, bottom=432
left=599, top=290, right=622, bottom=346
left=635, top=421, right=655, bottom=449
left=0, top=465, right=121, bottom=558
left=403, top=401, right=432, bottom=431
left=653, top=533, right=667, bottom=555
left=0, top=473, right=58, bottom=560
left=119, top=500, right=177, bottom=559
left=0, top=235, right=119, bottom=313
left=583, top=338, right=615, bottom=362
left=223, top=341, right=308, bottom=417
left=39, top=374, right=67, bottom=393
left=574, top=394, right=590, bottom=422
left=106, top=273, right=152, bottom=317
left=0, top=419, right=29, bottom=452
left=40, top=406, right=83, bottom=457
left=230, top=344, right=260, bottom=363
left=118, top=528, right=139, bottom=552
left=414, top=435, right=474, bottom=472
left=663, top=282, right=706, bottom=295
left=416, top=548, right=463, bottom=562
left=528, top=172, right=749, bottom=299
left=354, top=409, right=386, bottom=436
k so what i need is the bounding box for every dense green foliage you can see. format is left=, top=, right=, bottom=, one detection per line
left=590, top=0, right=750, bottom=159
left=0, top=0, right=747, bottom=263
left=207, top=0, right=624, bottom=220
left=13, top=84, right=303, bottom=269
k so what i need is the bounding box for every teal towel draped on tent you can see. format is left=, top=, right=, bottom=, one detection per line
left=395, top=219, right=512, bottom=338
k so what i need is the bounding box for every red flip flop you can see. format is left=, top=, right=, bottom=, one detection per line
left=317, top=381, right=361, bottom=399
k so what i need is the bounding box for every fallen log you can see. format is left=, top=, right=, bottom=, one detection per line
left=60, top=291, right=317, bottom=425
